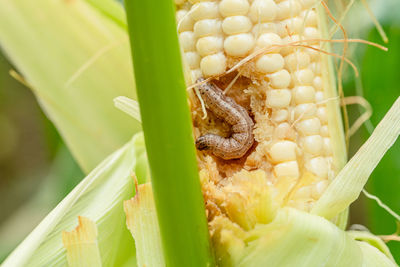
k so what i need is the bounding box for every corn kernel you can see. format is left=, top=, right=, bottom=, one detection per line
left=255, top=33, right=282, bottom=52
left=296, top=118, right=321, bottom=135
left=179, top=31, right=196, bottom=52
left=256, top=54, right=284, bottom=73
left=306, top=157, right=328, bottom=179
left=268, top=69, right=291, bottom=89
left=302, top=135, right=323, bottom=155
left=222, top=16, right=252, bottom=35
left=269, top=140, right=297, bottom=163
left=272, top=109, right=289, bottom=122
left=177, top=10, right=195, bottom=32
left=224, top=33, right=255, bottom=56
left=191, top=2, right=220, bottom=21
left=276, top=0, right=301, bottom=20
left=194, top=19, right=222, bottom=37
left=274, top=161, right=299, bottom=178
left=200, top=53, right=227, bottom=76
left=185, top=52, right=201, bottom=69
left=219, top=0, right=250, bottom=17
left=311, top=180, right=329, bottom=199
left=320, top=125, right=329, bottom=137
left=293, top=69, right=314, bottom=85
left=249, top=0, right=277, bottom=23
left=196, top=36, right=224, bottom=56
left=323, top=137, right=333, bottom=155
left=317, top=107, right=327, bottom=124
left=313, top=76, right=323, bottom=90
left=252, top=23, right=277, bottom=36
left=293, top=103, right=317, bottom=119
left=266, top=89, right=291, bottom=108
left=284, top=51, right=310, bottom=71
left=293, top=85, right=315, bottom=104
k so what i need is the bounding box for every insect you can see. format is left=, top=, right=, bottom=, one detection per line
left=195, top=78, right=254, bottom=160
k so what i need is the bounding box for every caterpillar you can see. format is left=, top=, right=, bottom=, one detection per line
left=195, top=78, right=254, bottom=160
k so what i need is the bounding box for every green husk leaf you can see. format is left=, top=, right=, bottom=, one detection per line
left=2, top=133, right=146, bottom=267
left=312, top=97, right=400, bottom=219
left=124, top=0, right=215, bottom=265
left=0, top=0, right=139, bottom=173
left=211, top=208, right=396, bottom=267
left=124, top=183, right=164, bottom=267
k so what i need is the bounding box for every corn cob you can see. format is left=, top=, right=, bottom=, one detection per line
left=175, top=0, right=346, bottom=228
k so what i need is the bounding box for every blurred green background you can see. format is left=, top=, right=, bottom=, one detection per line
left=0, top=0, right=399, bottom=264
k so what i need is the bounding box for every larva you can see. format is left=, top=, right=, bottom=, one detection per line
left=195, top=78, right=254, bottom=160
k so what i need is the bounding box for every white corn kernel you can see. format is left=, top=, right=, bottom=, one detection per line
left=276, top=0, right=301, bottom=20
left=269, top=140, right=297, bottom=163
left=196, top=36, right=224, bottom=56
left=313, top=76, right=323, bottom=90
left=191, top=69, right=203, bottom=81
left=296, top=118, right=321, bottom=135
left=256, top=54, right=284, bottom=73
left=293, top=103, right=317, bottom=119
left=293, top=185, right=312, bottom=199
left=222, top=16, right=252, bottom=35
left=274, top=161, right=299, bottom=178
left=300, top=0, right=318, bottom=9
left=266, top=89, right=291, bottom=108
left=284, top=51, right=310, bottom=71
left=315, top=91, right=324, bottom=104
left=268, top=69, right=291, bottom=89
left=304, top=27, right=320, bottom=42
left=275, top=122, right=291, bottom=138
left=302, top=135, right=323, bottom=155
left=177, top=10, right=195, bottom=32
left=323, top=137, right=333, bottom=155
left=321, top=125, right=329, bottom=137
left=249, top=0, right=277, bottom=23
left=194, top=19, right=222, bottom=37
left=185, top=52, right=201, bottom=69
left=190, top=2, right=220, bottom=21
left=200, top=53, right=227, bottom=76
left=280, top=34, right=300, bottom=55
left=293, top=69, right=314, bottom=85
left=306, top=157, right=328, bottom=179
left=303, top=10, right=317, bottom=27
left=293, top=85, right=315, bottom=104
left=280, top=17, right=302, bottom=35
left=219, top=0, right=250, bottom=17
left=179, top=31, right=196, bottom=52
left=272, top=109, right=288, bottom=122
left=252, top=23, right=277, bottom=36
left=317, top=107, right=327, bottom=124
left=224, top=33, right=255, bottom=56
left=255, top=33, right=282, bottom=52
left=311, top=180, right=329, bottom=199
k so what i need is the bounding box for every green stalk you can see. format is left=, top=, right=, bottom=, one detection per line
left=124, top=1, right=215, bottom=266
